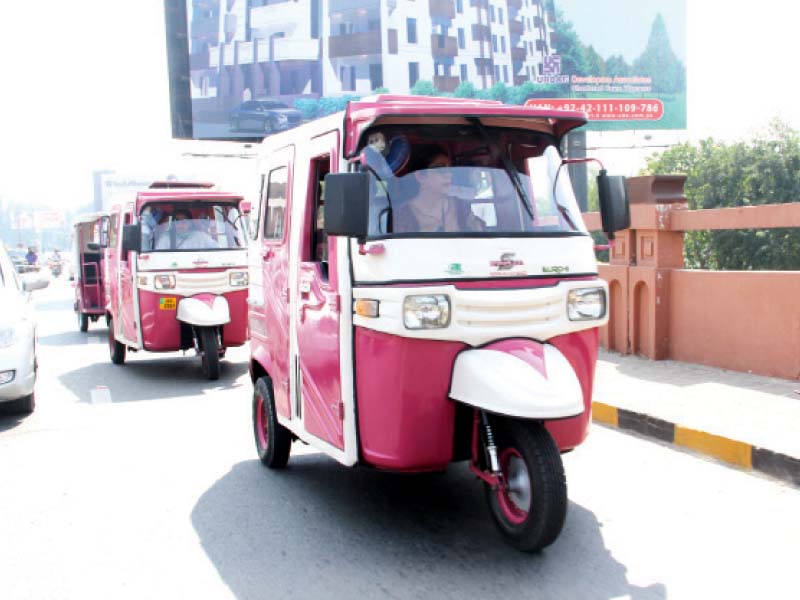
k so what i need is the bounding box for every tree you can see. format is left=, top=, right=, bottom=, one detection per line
left=410, top=80, right=437, bottom=96
left=632, top=14, right=685, bottom=94
left=643, top=119, right=800, bottom=269
left=605, top=54, right=630, bottom=78
left=583, top=45, right=605, bottom=77
left=550, top=9, right=589, bottom=76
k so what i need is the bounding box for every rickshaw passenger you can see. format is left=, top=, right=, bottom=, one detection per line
left=393, top=152, right=486, bottom=234
left=155, top=208, right=217, bottom=250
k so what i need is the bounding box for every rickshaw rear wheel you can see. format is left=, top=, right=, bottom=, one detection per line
left=253, top=376, right=291, bottom=468
left=78, top=312, right=89, bottom=332
left=200, top=327, right=220, bottom=380
left=484, top=419, right=567, bottom=553
left=108, top=317, right=126, bottom=365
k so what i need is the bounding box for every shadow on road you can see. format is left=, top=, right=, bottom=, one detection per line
left=57, top=353, right=249, bottom=404
left=192, top=457, right=667, bottom=600
left=0, top=411, right=28, bottom=431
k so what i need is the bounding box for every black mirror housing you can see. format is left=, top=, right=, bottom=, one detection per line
left=323, top=173, right=370, bottom=241
left=597, top=171, right=631, bottom=236
left=86, top=242, right=101, bottom=252
left=122, top=224, right=142, bottom=254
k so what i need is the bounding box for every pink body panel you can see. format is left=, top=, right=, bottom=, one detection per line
left=138, top=288, right=249, bottom=351
left=140, top=290, right=181, bottom=351
left=546, top=328, right=599, bottom=451
left=355, top=327, right=466, bottom=471
left=296, top=262, right=343, bottom=449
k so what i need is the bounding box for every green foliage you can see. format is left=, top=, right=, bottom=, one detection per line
left=294, top=98, right=318, bottom=120
left=372, top=87, right=390, bottom=94
left=583, top=45, right=605, bottom=77
left=410, top=80, right=437, bottom=96
left=551, top=10, right=589, bottom=75
left=484, top=82, right=509, bottom=103
left=317, top=95, right=360, bottom=116
left=453, top=81, right=476, bottom=98
left=605, top=54, right=630, bottom=78
left=643, top=119, right=800, bottom=270
left=633, top=14, right=685, bottom=94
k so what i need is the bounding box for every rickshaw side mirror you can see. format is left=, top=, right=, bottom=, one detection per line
left=122, top=224, right=142, bottom=254
left=323, top=172, right=370, bottom=241
left=86, top=242, right=101, bottom=252
left=597, top=171, right=631, bottom=236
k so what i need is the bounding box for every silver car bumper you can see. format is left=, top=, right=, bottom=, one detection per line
left=0, top=330, right=36, bottom=402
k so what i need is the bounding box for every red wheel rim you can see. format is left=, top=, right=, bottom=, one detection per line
left=255, top=394, right=268, bottom=449
left=496, top=447, right=531, bottom=525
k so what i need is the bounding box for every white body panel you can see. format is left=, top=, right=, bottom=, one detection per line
left=450, top=345, right=584, bottom=419
left=177, top=296, right=231, bottom=327
left=138, top=249, right=247, bottom=272
left=353, top=279, right=608, bottom=347
left=351, top=236, right=596, bottom=283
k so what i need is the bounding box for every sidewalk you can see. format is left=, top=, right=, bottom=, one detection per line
left=591, top=350, right=800, bottom=486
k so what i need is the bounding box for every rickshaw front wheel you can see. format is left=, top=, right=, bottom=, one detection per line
left=253, top=376, right=291, bottom=468
left=484, top=419, right=567, bottom=552
left=200, top=327, right=220, bottom=380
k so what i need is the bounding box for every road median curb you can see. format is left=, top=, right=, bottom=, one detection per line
left=591, top=401, right=800, bottom=487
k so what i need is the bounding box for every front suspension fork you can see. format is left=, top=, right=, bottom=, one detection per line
left=469, top=409, right=504, bottom=489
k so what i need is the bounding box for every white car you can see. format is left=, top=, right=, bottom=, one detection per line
left=0, top=245, right=48, bottom=414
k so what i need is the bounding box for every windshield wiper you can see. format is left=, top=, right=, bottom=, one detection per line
left=467, top=117, right=534, bottom=221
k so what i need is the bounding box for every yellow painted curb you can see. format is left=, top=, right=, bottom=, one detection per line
left=674, top=426, right=753, bottom=468
left=591, top=402, right=619, bottom=427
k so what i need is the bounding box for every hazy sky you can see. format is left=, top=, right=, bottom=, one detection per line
left=556, top=0, right=686, bottom=63
left=1, top=0, right=799, bottom=211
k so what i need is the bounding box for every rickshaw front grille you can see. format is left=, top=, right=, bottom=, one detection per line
left=454, top=296, right=563, bottom=328
left=176, top=272, right=230, bottom=291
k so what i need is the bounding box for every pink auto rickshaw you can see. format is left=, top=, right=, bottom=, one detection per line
left=247, top=96, right=629, bottom=551
left=106, top=182, right=250, bottom=379
left=72, top=212, right=111, bottom=332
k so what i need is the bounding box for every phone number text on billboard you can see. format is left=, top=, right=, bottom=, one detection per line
left=525, top=99, right=664, bottom=121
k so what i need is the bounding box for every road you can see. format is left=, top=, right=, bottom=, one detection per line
left=1, top=279, right=798, bottom=600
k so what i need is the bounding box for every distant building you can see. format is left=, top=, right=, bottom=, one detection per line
left=188, top=0, right=556, bottom=111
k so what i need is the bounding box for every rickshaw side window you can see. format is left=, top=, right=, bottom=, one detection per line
left=307, top=155, right=330, bottom=279
left=263, top=167, right=288, bottom=241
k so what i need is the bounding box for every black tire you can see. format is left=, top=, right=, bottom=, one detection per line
left=252, top=376, right=291, bottom=468
left=200, top=327, right=220, bottom=380
left=108, top=317, right=126, bottom=365
left=484, top=419, right=567, bottom=552
left=78, top=312, right=89, bottom=332
left=4, top=392, right=35, bottom=415
left=262, top=117, right=273, bottom=134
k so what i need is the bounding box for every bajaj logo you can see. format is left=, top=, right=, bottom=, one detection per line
left=490, top=252, right=524, bottom=271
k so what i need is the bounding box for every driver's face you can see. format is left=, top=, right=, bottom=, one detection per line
left=174, top=214, right=191, bottom=231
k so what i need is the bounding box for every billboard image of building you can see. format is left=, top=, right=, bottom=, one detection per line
left=169, top=0, right=685, bottom=139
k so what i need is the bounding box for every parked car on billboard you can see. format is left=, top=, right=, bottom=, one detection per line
left=229, top=99, right=303, bottom=134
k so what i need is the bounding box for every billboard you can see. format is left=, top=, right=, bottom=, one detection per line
left=165, top=0, right=685, bottom=140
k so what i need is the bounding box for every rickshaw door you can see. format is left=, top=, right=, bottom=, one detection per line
left=119, top=210, right=139, bottom=344
left=294, top=134, right=344, bottom=450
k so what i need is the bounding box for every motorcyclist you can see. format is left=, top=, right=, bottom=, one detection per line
left=25, top=247, right=38, bottom=266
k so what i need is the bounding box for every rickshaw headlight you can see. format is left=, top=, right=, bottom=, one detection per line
left=229, top=271, right=249, bottom=287
left=403, top=295, right=451, bottom=330
left=567, top=287, right=606, bottom=321
left=154, top=275, right=176, bottom=290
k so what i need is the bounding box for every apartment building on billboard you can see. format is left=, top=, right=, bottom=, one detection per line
left=188, top=0, right=556, bottom=114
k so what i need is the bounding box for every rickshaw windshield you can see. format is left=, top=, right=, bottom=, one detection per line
left=365, top=134, right=586, bottom=238
left=139, top=202, right=247, bottom=252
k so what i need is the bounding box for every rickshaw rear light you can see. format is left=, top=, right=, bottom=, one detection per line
left=567, top=287, right=606, bottom=320
left=354, top=299, right=380, bottom=318
left=403, top=295, right=451, bottom=329
left=154, top=275, right=176, bottom=290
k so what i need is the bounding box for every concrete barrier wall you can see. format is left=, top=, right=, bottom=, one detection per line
left=669, top=271, right=800, bottom=379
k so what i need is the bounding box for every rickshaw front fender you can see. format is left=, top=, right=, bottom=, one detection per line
left=177, top=294, right=231, bottom=327
left=449, top=339, right=584, bottom=420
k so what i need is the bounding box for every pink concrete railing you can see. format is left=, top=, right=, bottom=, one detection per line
left=583, top=175, right=800, bottom=380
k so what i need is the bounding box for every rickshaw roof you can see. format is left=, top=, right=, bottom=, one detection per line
left=73, top=212, right=110, bottom=226
left=343, top=95, right=587, bottom=158
left=135, top=190, right=243, bottom=210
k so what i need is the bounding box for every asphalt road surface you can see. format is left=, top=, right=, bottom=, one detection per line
left=1, top=279, right=798, bottom=599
